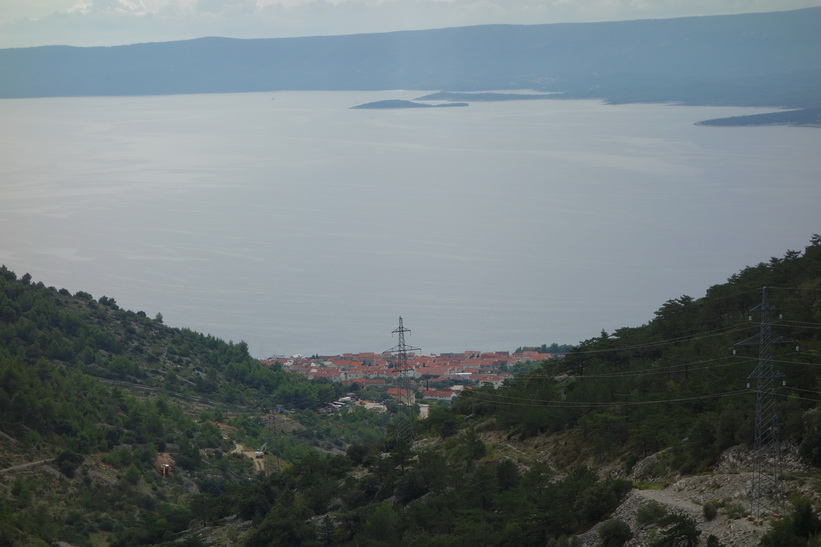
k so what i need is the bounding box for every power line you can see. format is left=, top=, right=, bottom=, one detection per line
left=776, top=390, right=821, bottom=404
left=522, top=355, right=755, bottom=380
left=565, top=323, right=760, bottom=356
left=781, top=386, right=821, bottom=397
left=772, top=358, right=821, bottom=367
left=461, top=387, right=752, bottom=408
left=775, top=320, right=821, bottom=330
left=557, top=284, right=818, bottom=359
left=771, top=286, right=821, bottom=294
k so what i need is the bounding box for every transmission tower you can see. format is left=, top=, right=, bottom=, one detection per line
left=734, top=286, right=785, bottom=517
left=387, top=316, right=420, bottom=443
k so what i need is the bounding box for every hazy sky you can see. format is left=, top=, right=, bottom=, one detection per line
left=2, top=0, right=821, bottom=48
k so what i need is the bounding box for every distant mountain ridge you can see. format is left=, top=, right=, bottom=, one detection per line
left=1, top=7, right=820, bottom=107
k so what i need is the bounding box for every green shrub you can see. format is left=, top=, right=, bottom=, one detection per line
left=759, top=496, right=821, bottom=547
left=651, top=512, right=701, bottom=547
left=599, top=518, right=632, bottom=547
left=723, top=502, right=748, bottom=520
left=55, top=450, right=84, bottom=478
left=703, top=500, right=719, bottom=521
left=798, top=408, right=821, bottom=466
left=637, top=500, right=668, bottom=526
left=123, top=464, right=141, bottom=485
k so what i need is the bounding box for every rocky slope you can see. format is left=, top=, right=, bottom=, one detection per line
left=578, top=444, right=817, bottom=546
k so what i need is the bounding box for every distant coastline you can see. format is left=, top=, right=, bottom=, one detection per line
left=696, top=107, right=821, bottom=128
left=2, top=8, right=819, bottom=112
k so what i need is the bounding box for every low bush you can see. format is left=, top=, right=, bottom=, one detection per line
left=599, top=518, right=632, bottom=546
left=637, top=500, right=668, bottom=526
left=723, top=502, right=748, bottom=520
left=703, top=500, right=718, bottom=521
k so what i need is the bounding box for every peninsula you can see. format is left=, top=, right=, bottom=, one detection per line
left=696, top=107, right=821, bottom=128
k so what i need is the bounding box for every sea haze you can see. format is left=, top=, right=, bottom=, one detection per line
left=1, top=91, right=819, bottom=356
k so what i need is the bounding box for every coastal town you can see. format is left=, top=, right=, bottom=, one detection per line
left=260, top=349, right=564, bottom=406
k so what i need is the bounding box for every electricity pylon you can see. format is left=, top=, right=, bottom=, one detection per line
left=735, top=286, right=785, bottom=517
left=388, top=316, right=420, bottom=443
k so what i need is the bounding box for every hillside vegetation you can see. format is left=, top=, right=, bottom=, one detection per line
left=1, top=235, right=821, bottom=546
left=0, top=267, right=386, bottom=545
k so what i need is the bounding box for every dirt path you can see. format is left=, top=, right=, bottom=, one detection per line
left=633, top=486, right=703, bottom=513
left=0, top=459, right=52, bottom=473
left=232, top=442, right=265, bottom=473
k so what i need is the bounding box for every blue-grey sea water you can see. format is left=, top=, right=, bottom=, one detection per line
left=1, top=91, right=818, bottom=356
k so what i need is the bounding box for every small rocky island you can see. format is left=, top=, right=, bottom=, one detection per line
left=415, top=91, right=558, bottom=102
left=352, top=99, right=468, bottom=109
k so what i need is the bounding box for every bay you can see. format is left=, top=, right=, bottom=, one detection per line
left=1, top=91, right=818, bottom=356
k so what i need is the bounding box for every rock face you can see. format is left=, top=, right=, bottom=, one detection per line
left=578, top=486, right=767, bottom=547
left=578, top=444, right=815, bottom=546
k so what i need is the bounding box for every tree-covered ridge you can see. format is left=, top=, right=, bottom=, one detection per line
left=456, top=236, right=821, bottom=473
left=0, top=265, right=360, bottom=545
left=514, top=342, right=575, bottom=355
left=0, top=265, right=344, bottom=412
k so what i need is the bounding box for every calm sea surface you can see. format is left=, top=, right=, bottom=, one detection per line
left=1, top=91, right=819, bottom=356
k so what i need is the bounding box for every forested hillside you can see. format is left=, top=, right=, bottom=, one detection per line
left=1, top=235, right=821, bottom=546
left=0, top=266, right=346, bottom=420
left=459, top=238, right=821, bottom=473
left=0, top=267, right=383, bottom=545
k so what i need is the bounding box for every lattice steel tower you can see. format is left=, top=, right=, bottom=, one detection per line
left=736, top=286, right=785, bottom=517
left=388, top=316, right=420, bottom=443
